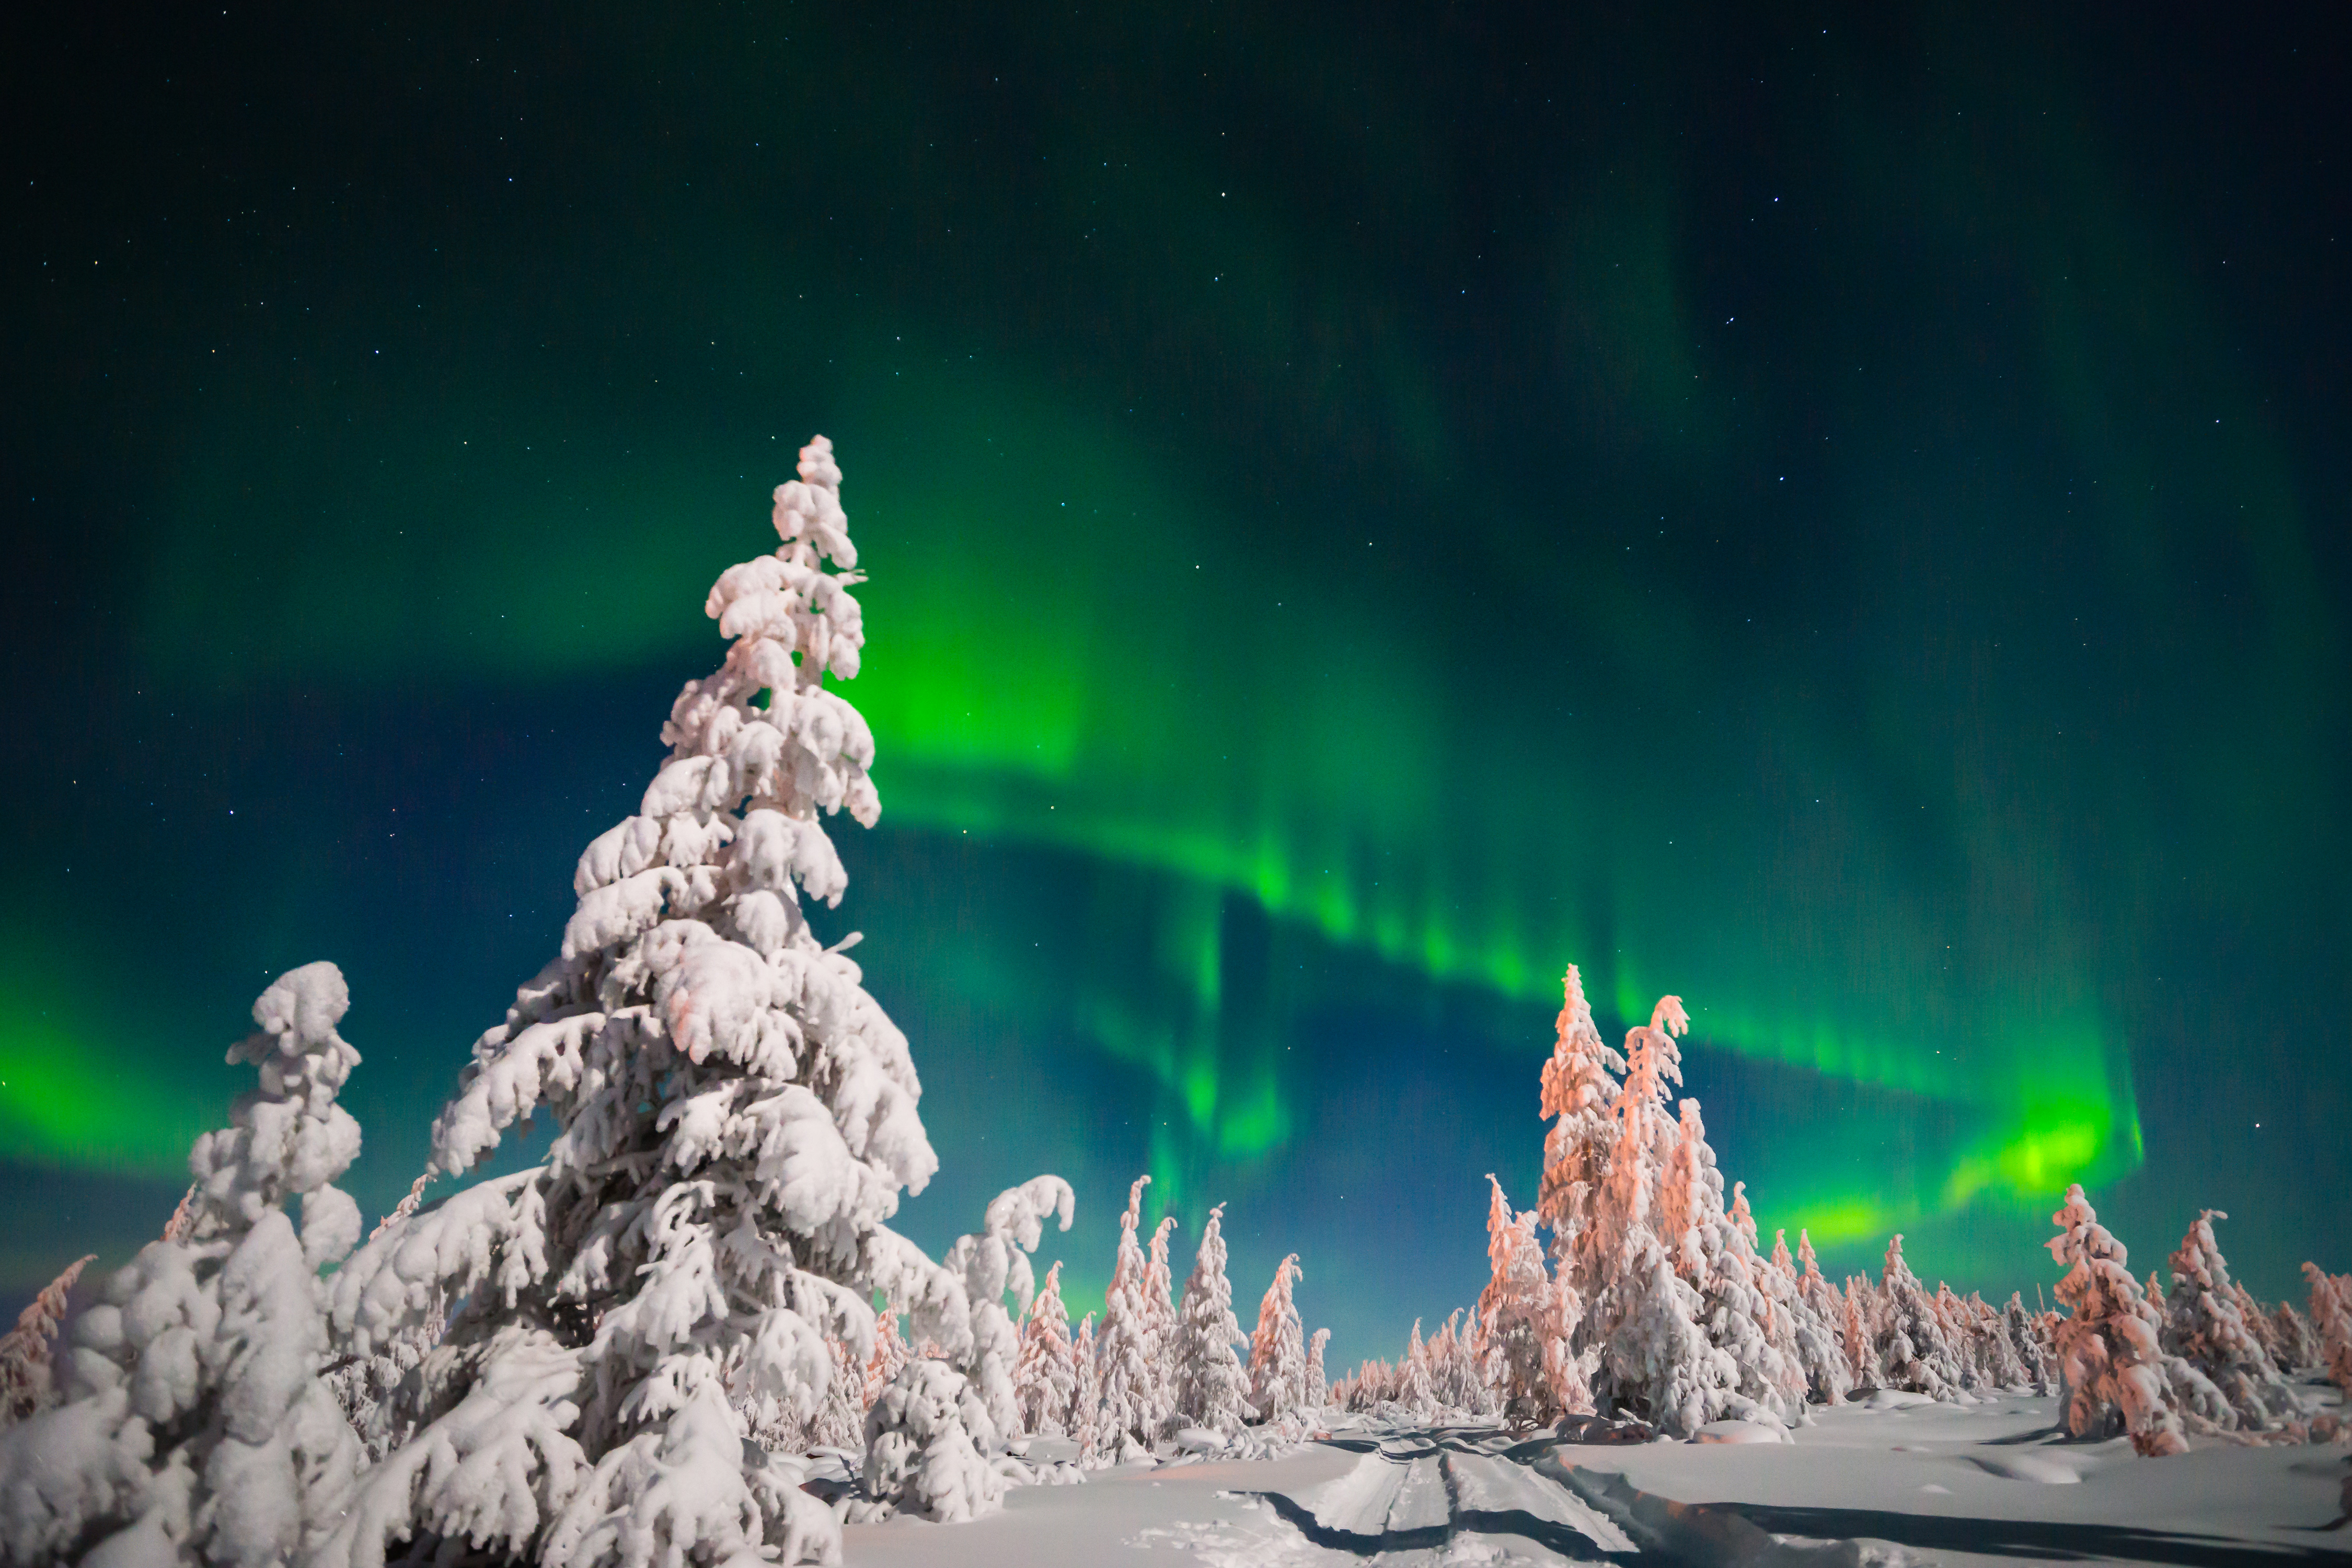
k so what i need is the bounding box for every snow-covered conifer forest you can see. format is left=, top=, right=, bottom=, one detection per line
left=1, top=441, right=2345, bottom=1567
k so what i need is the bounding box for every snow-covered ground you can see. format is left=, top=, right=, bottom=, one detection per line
left=843, top=1394, right=2352, bottom=1566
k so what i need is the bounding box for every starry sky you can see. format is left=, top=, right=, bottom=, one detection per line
left=4, top=3, right=2347, bottom=1371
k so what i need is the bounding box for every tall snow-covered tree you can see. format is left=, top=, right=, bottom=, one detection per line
left=1090, top=1177, right=1159, bottom=1463
left=1306, top=1329, right=1330, bottom=1412
left=1583, top=997, right=1743, bottom=1435
left=0, top=964, right=365, bottom=1568
left=2163, top=1213, right=2297, bottom=1432
left=1247, top=1255, right=1309, bottom=1424
left=1169, top=1206, right=1252, bottom=1437
left=1537, top=965, right=1623, bottom=1306
left=1142, top=1214, right=1181, bottom=1440
left=321, top=437, right=970, bottom=1568
left=1070, top=1313, right=1101, bottom=1465
left=1013, top=1262, right=1078, bottom=1438
left=2046, top=1185, right=2188, bottom=1456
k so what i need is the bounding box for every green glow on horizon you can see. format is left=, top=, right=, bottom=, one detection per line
left=0, top=970, right=223, bottom=1178
left=129, top=342, right=2162, bottom=1252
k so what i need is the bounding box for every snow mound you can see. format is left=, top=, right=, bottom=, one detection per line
left=1857, top=1387, right=1942, bottom=1410
left=1964, top=1450, right=2084, bottom=1483
left=1696, top=1419, right=1792, bottom=1444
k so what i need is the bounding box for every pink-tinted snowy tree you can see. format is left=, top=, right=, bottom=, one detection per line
left=0, top=1255, right=93, bottom=1429
left=2304, top=1263, right=2352, bottom=1394
left=2273, top=1300, right=2323, bottom=1372
left=864, top=1309, right=910, bottom=1410
left=2046, top=1184, right=2188, bottom=1456
left=320, top=439, right=973, bottom=1566
left=1013, top=1262, right=1078, bottom=1438
left=2163, top=1213, right=2297, bottom=1432
left=1840, top=1276, right=1876, bottom=1387
left=1583, top=997, right=1743, bottom=1435
left=1537, top=965, right=1623, bottom=1307
left=1476, top=1175, right=1584, bottom=1425
left=1247, top=1255, right=1310, bottom=1425
left=0, top=964, right=366, bottom=1567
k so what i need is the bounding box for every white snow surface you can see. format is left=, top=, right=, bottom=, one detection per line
left=838, top=1392, right=2350, bottom=1567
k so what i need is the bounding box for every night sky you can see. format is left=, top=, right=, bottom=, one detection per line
left=5, top=4, right=2347, bottom=1371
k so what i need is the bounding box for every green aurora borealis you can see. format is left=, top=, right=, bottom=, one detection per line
left=4, top=4, right=2346, bottom=1363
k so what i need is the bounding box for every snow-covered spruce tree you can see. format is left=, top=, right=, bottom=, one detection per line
left=1537, top=965, right=1624, bottom=1309
left=1013, top=1262, right=1078, bottom=1438
left=1170, top=1205, right=1252, bottom=1438
left=2230, top=1282, right=2286, bottom=1371
left=940, top=1176, right=1074, bottom=1443
left=1782, top=1229, right=1851, bottom=1405
left=1477, top=1175, right=1578, bottom=1426
left=1428, top=1311, right=1492, bottom=1416
left=2002, top=1294, right=2053, bottom=1394
left=1656, top=1099, right=1714, bottom=1285
left=2046, top=1184, right=2189, bottom=1456
left=321, top=437, right=969, bottom=1568
left=1247, top=1255, right=1310, bottom=1425
left=1306, top=1329, right=1330, bottom=1412
left=1724, top=1184, right=1813, bottom=1421
left=0, top=963, right=365, bottom=1568
left=857, top=1358, right=1002, bottom=1523
left=1394, top=1320, right=1435, bottom=1419
left=2274, top=1300, right=2323, bottom=1373
left=1584, top=997, right=1742, bottom=1435
left=2164, top=1213, right=2298, bottom=1432
left=1648, top=1098, right=1802, bottom=1429
left=1089, top=1178, right=1159, bottom=1464
left=1840, top=1276, right=1877, bottom=1387
left=1931, top=1283, right=1991, bottom=1393
left=2305, top=1263, right=2352, bottom=1394
left=0, top=1255, right=93, bottom=1429
left=1142, top=1214, right=1181, bottom=1440
left=1070, top=1313, right=1100, bottom=1463
left=1959, top=1292, right=2030, bottom=1393
left=1872, top=1236, right=1963, bottom=1399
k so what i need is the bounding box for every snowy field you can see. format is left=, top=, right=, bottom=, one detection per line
left=843, top=1396, right=2352, bottom=1567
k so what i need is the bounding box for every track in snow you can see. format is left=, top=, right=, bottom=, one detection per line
left=1248, top=1428, right=1640, bottom=1564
